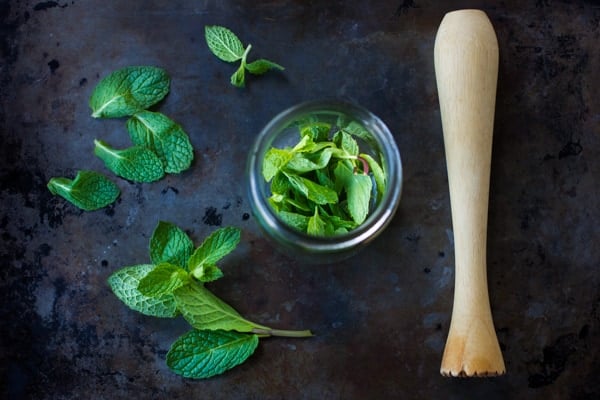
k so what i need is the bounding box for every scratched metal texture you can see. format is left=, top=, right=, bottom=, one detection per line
left=1, top=1, right=599, bottom=399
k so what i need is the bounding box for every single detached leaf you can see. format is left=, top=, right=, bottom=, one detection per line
left=149, top=221, right=194, bottom=268
left=166, top=329, right=259, bottom=379
left=173, top=283, right=259, bottom=332
left=107, top=264, right=178, bottom=318
left=205, top=25, right=245, bottom=62
left=245, top=59, right=284, bottom=75
left=127, top=111, right=194, bottom=174
left=187, top=227, right=241, bottom=273
left=89, top=66, right=170, bottom=118
left=94, top=139, right=165, bottom=183
left=138, top=262, right=189, bottom=297
left=47, top=170, right=120, bottom=211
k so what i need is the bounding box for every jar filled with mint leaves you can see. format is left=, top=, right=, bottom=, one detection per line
left=247, top=100, right=403, bottom=263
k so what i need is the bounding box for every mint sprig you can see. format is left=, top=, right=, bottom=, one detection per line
left=108, top=222, right=312, bottom=380
left=205, top=25, right=284, bottom=88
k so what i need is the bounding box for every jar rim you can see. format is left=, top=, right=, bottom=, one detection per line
left=247, top=99, right=403, bottom=256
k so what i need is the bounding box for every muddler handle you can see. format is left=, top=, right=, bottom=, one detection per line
left=434, top=9, right=506, bottom=377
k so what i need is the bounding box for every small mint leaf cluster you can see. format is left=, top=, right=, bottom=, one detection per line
left=108, top=221, right=312, bottom=379
left=90, top=66, right=194, bottom=182
left=47, top=66, right=194, bottom=210
left=205, top=25, right=284, bottom=88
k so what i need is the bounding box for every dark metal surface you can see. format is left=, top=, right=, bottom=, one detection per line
left=1, top=1, right=598, bottom=398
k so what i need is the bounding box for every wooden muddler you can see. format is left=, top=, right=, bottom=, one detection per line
left=434, top=10, right=506, bottom=377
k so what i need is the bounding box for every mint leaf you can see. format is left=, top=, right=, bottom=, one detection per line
left=333, top=160, right=373, bottom=224
left=166, top=329, right=259, bottom=379
left=307, top=208, right=327, bottom=236
left=333, top=130, right=359, bottom=156
left=191, top=264, right=224, bottom=283
left=47, top=170, right=120, bottom=211
left=127, top=111, right=194, bottom=174
left=205, top=25, right=245, bottom=62
left=188, top=227, right=241, bottom=275
left=230, top=63, right=246, bottom=88
left=245, top=59, right=284, bottom=75
left=262, top=148, right=293, bottom=182
left=205, top=26, right=283, bottom=88
left=149, top=221, right=194, bottom=268
left=300, top=122, right=331, bottom=142
left=137, top=262, right=189, bottom=297
left=89, top=66, right=170, bottom=118
left=286, top=148, right=333, bottom=173
left=285, top=173, right=338, bottom=205
left=107, top=264, right=178, bottom=318
left=360, top=153, right=386, bottom=203
left=173, top=283, right=261, bottom=332
left=277, top=211, right=310, bottom=232
left=94, top=139, right=165, bottom=182
left=342, top=121, right=373, bottom=144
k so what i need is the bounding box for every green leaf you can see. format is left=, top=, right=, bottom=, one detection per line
left=47, top=170, right=120, bottom=211
left=285, top=148, right=333, bottom=173
left=333, top=160, right=373, bottom=224
left=245, top=59, right=284, bottom=75
left=191, top=264, right=224, bottom=283
left=149, top=221, right=194, bottom=268
left=127, top=111, right=194, bottom=174
left=230, top=63, right=246, bottom=88
left=89, top=66, right=170, bottom=118
left=188, top=227, right=241, bottom=274
left=342, top=121, right=372, bottom=143
left=166, top=329, right=259, bottom=379
left=94, top=139, right=165, bottom=182
left=173, top=283, right=261, bottom=332
left=205, top=25, right=245, bottom=62
left=360, top=153, right=386, bottom=204
left=137, top=262, right=189, bottom=297
left=270, top=172, right=292, bottom=195
left=262, top=147, right=293, bottom=182
left=300, top=122, right=331, bottom=142
left=307, top=208, right=327, bottom=236
left=285, top=173, right=338, bottom=205
left=107, top=264, right=178, bottom=318
left=277, top=211, right=310, bottom=232
left=333, top=130, right=359, bottom=156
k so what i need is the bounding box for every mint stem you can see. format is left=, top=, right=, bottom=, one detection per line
left=355, top=155, right=370, bottom=175
left=251, top=327, right=314, bottom=338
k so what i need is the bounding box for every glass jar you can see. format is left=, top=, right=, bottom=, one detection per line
left=247, top=100, right=403, bottom=263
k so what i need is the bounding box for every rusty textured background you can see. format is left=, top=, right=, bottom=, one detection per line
left=1, top=0, right=599, bottom=399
